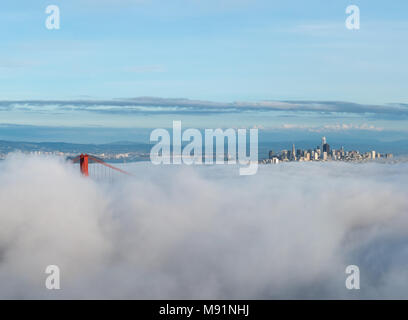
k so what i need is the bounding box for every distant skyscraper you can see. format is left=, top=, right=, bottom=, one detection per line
left=269, top=150, right=274, bottom=159
left=323, top=143, right=330, bottom=154
left=292, top=144, right=296, bottom=161
left=281, top=150, right=288, bottom=160
left=321, top=136, right=327, bottom=159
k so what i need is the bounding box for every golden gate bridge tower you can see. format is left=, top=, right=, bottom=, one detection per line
left=71, top=154, right=131, bottom=181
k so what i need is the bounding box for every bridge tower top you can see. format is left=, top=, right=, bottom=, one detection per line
left=79, top=154, right=89, bottom=176
left=71, top=154, right=131, bottom=179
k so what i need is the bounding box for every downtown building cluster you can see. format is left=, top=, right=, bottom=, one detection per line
left=261, top=137, right=394, bottom=164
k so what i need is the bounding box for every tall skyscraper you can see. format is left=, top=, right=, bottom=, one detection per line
left=292, top=144, right=296, bottom=161
left=321, top=136, right=327, bottom=159
left=323, top=143, right=330, bottom=154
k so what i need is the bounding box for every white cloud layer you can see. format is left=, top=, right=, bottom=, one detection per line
left=0, top=155, right=408, bottom=299
left=2, top=98, right=408, bottom=117
left=282, top=123, right=384, bottom=132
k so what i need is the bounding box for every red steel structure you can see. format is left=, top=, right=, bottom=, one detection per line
left=80, top=154, right=89, bottom=176
left=71, top=154, right=131, bottom=178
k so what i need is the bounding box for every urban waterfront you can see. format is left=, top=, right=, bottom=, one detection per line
left=261, top=136, right=394, bottom=164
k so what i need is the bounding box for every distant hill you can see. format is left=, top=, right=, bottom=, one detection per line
left=0, top=140, right=151, bottom=154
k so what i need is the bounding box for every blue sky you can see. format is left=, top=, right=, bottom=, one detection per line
left=0, top=0, right=408, bottom=144
left=1, top=0, right=407, bottom=103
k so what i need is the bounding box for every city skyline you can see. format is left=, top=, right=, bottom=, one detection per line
left=261, top=135, right=394, bottom=164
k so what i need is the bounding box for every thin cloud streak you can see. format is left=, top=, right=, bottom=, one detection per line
left=281, top=123, right=384, bottom=132
left=1, top=98, right=408, bottom=117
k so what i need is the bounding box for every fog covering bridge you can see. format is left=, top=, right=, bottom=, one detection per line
left=71, top=154, right=132, bottom=181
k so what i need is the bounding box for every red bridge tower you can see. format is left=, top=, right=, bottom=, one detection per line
left=79, top=154, right=89, bottom=176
